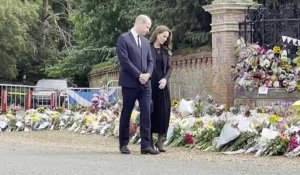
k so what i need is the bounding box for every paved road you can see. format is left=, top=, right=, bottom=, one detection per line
left=0, top=131, right=299, bottom=175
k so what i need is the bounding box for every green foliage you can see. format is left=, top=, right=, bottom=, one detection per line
left=91, top=60, right=118, bottom=73
left=148, top=0, right=212, bottom=49
left=70, top=0, right=147, bottom=48
left=0, top=0, right=72, bottom=83
left=2, top=0, right=300, bottom=86
left=262, top=136, right=289, bottom=156
left=65, top=0, right=214, bottom=79
left=47, top=0, right=145, bottom=85
left=0, top=0, right=39, bottom=80
left=46, top=46, right=116, bottom=86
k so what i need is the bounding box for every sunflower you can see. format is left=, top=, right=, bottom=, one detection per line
left=273, top=46, right=281, bottom=54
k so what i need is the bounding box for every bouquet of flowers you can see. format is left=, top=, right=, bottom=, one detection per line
left=193, top=95, right=204, bottom=117
left=221, top=132, right=258, bottom=151
left=192, top=121, right=225, bottom=151
left=261, top=135, right=289, bottom=156
left=167, top=124, right=185, bottom=147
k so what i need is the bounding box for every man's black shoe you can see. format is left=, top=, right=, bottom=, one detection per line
left=141, top=147, right=160, bottom=155
left=120, top=146, right=131, bottom=154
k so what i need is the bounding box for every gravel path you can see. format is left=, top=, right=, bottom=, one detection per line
left=0, top=131, right=299, bottom=175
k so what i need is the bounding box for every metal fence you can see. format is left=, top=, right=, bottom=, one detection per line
left=0, top=84, right=33, bottom=111
left=1, top=79, right=182, bottom=112
left=239, top=3, right=300, bottom=54
left=0, top=81, right=121, bottom=112
left=0, top=84, right=65, bottom=111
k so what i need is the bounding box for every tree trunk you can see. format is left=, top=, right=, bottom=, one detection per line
left=41, top=0, right=49, bottom=49
left=41, top=0, right=49, bottom=74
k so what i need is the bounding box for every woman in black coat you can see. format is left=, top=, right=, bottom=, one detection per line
left=149, top=25, right=172, bottom=152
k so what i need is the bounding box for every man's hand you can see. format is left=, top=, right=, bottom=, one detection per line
left=139, top=73, right=150, bottom=84
left=158, top=78, right=167, bottom=89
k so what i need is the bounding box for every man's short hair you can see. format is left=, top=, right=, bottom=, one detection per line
left=135, top=15, right=151, bottom=24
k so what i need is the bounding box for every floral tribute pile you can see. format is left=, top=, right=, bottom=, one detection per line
left=1, top=95, right=300, bottom=158
left=163, top=95, right=300, bottom=157
left=231, top=38, right=300, bottom=92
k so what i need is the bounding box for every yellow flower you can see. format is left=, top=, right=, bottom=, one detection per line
left=284, top=64, right=293, bottom=72
left=195, top=118, right=202, bottom=126
left=171, top=100, right=179, bottom=108
left=297, top=84, right=300, bottom=91
left=273, top=46, right=281, bottom=54
left=6, top=113, right=14, bottom=119
left=50, top=112, right=59, bottom=121
left=271, top=75, right=278, bottom=82
left=100, top=112, right=108, bottom=122
left=84, top=114, right=98, bottom=125
left=205, top=121, right=215, bottom=131
left=130, top=111, right=138, bottom=120
left=30, top=113, right=40, bottom=122
left=37, top=107, right=45, bottom=113
left=269, top=115, right=280, bottom=124
left=292, top=56, right=300, bottom=66
left=223, top=105, right=230, bottom=112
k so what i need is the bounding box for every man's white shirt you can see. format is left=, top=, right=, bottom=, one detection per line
left=131, top=28, right=141, bottom=47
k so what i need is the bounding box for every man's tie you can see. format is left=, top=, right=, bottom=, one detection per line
left=137, top=35, right=141, bottom=47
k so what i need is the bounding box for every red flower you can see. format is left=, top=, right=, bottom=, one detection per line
left=184, top=132, right=194, bottom=144
left=244, top=110, right=251, bottom=117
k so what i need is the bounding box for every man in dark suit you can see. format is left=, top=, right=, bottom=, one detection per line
left=116, top=15, right=159, bottom=155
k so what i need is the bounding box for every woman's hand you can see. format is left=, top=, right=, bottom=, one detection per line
left=158, top=78, right=167, bottom=89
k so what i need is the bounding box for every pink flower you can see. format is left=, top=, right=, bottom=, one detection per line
left=258, top=47, right=267, bottom=54
left=288, top=136, right=299, bottom=152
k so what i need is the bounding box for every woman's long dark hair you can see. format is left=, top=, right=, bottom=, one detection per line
left=150, top=25, right=173, bottom=56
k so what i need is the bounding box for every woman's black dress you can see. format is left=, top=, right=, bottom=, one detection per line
left=151, top=48, right=171, bottom=135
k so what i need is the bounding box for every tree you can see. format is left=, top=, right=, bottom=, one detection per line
left=0, top=0, right=73, bottom=84
left=0, top=0, right=39, bottom=80
left=46, top=0, right=214, bottom=86
left=45, top=0, right=147, bottom=86
left=70, top=0, right=148, bottom=48
left=148, top=0, right=212, bottom=50
left=70, top=0, right=212, bottom=50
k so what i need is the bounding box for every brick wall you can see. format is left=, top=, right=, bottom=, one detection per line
left=88, top=67, right=119, bottom=88
left=88, top=52, right=213, bottom=101
left=204, top=1, right=253, bottom=105
left=169, top=52, right=213, bottom=100
left=211, top=31, right=239, bottom=105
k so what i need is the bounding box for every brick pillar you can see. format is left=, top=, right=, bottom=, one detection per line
left=203, top=0, right=256, bottom=105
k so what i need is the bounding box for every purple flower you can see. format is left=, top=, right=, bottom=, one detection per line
left=194, top=95, right=201, bottom=103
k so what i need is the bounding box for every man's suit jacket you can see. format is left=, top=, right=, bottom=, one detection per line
left=116, top=32, right=154, bottom=88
